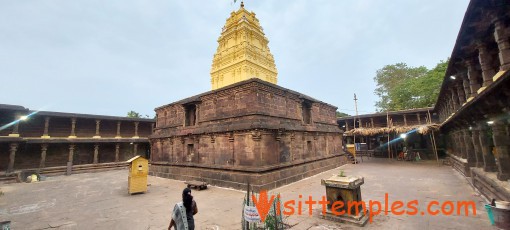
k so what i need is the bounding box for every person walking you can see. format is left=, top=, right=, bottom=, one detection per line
left=168, top=188, right=198, bottom=230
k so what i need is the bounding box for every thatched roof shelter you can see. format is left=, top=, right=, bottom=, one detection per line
left=344, top=123, right=440, bottom=136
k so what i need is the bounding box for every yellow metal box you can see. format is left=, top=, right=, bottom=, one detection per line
left=126, top=155, right=148, bottom=194
left=346, top=144, right=356, bottom=155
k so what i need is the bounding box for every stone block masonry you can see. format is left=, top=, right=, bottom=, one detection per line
left=150, top=78, right=345, bottom=190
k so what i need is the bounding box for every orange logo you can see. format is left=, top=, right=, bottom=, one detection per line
left=252, top=191, right=477, bottom=223
left=251, top=190, right=274, bottom=222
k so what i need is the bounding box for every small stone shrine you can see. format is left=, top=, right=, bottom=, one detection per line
left=321, top=175, right=369, bottom=226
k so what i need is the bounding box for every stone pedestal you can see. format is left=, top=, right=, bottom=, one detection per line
left=320, top=175, right=369, bottom=226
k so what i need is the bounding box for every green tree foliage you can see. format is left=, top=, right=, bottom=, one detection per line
left=336, top=111, right=350, bottom=117
left=374, top=60, right=448, bottom=112
left=127, top=111, right=141, bottom=118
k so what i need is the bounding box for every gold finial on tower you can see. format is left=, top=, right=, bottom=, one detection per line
left=210, top=2, right=278, bottom=90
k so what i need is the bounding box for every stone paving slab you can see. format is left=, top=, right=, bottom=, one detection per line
left=0, top=158, right=496, bottom=229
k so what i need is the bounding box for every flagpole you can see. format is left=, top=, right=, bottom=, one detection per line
left=353, top=93, right=359, bottom=164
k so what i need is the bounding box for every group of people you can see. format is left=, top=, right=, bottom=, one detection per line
left=397, top=147, right=421, bottom=161
left=168, top=188, right=198, bottom=230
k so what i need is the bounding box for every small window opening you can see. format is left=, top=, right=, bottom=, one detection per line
left=186, top=144, right=194, bottom=162
left=302, top=101, right=312, bottom=124
left=187, top=144, right=194, bottom=156
left=184, top=104, right=197, bottom=126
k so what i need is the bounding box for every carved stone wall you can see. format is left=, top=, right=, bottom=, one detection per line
left=150, top=79, right=344, bottom=189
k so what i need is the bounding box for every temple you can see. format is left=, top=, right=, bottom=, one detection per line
left=150, top=4, right=344, bottom=191
left=210, top=3, right=278, bottom=90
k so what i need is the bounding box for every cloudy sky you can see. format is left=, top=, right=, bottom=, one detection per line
left=0, top=0, right=469, bottom=117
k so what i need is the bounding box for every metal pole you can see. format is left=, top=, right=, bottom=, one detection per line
left=427, top=110, right=439, bottom=163
left=353, top=94, right=359, bottom=164
left=386, top=111, right=390, bottom=159
left=245, top=182, right=250, bottom=230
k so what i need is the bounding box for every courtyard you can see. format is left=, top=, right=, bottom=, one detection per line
left=0, top=158, right=494, bottom=229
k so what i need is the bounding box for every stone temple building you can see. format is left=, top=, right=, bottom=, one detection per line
left=149, top=4, right=345, bottom=191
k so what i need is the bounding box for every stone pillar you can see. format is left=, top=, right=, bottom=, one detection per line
left=456, top=131, right=466, bottom=158
left=465, top=59, right=481, bottom=98
left=479, top=123, right=497, bottom=172
left=448, top=132, right=459, bottom=156
left=39, top=144, right=48, bottom=168
left=115, top=143, right=120, bottom=162
left=403, top=114, right=407, bottom=126
left=151, top=123, right=155, bottom=134
left=133, top=143, right=138, bottom=156
left=170, top=137, right=176, bottom=164
left=462, top=73, right=471, bottom=102
left=133, top=122, right=139, bottom=138
left=93, top=120, right=101, bottom=138
left=445, top=96, right=451, bottom=115
left=195, top=105, right=200, bottom=125
left=93, top=144, right=99, bottom=164
left=345, top=122, right=349, bottom=131
left=455, top=132, right=462, bottom=157
left=69, top=118, right=77, bottom=138
left=7, top=143, right=18, bottom=172
left=68, top=144, right=75, bottom=164
left=477, top=43, right=495, bottom=87
left=439, top=105, right=445, bottom=121
left=450, top=87, right=459, bottom=111
left=42, top=117, right=50, bottom=138
left=491, top=120, right=510, bottom=180
left=493, top=19, right=510, bottom=71
left=463, top=129, right=476, bottom=167
left=416, top=113, right=421, bottom=125
left=456, top=81, right=466, bottom=105
left=449, top=133, right=457, bottom=156
left=470, top=127, right=484, bottom=168
left=115, top=121, right=121, bottom=138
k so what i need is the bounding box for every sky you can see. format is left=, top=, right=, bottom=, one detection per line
left=0, top=0, right=470, bottom=117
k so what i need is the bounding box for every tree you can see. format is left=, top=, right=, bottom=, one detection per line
left=373, top=60, right=448, bottom=112
left=336, top=111, right=350, bottom=117
left=127, top=111, right=141, bottom=118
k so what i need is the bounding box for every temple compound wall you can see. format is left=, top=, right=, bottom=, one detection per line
left=150, top=79, right=345, bottom=191
left=0, top=104, right=154, bottom=177
left=434, top=0, right=510, bottom=201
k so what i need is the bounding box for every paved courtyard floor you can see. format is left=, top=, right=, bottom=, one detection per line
left=0, top=158, right=495, bottom=229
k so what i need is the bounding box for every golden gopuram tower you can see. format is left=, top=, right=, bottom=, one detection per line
left=210, top=2, right=278, bottom=90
